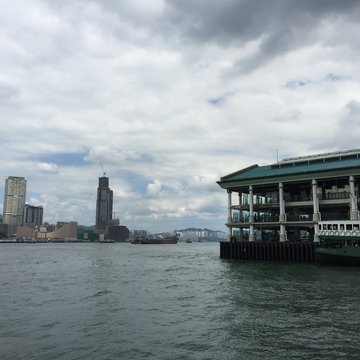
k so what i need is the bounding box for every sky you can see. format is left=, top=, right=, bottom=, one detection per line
left=1, top=0, right=360, bottom=233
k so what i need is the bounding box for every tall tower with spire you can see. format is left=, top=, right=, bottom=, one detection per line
left=95, top=176, right=113, bottom=231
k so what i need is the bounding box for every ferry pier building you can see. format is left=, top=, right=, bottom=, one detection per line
left=217, top=149, right=360, bottom=243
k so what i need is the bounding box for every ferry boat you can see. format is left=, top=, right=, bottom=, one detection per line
left=316, top=220, right=360, bottom=266
left=131, top=236, right=178, bottom=245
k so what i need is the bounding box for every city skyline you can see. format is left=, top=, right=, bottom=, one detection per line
left=1, top=1, right=360, bottom=232
left=0, top=174, right=227, bottom=234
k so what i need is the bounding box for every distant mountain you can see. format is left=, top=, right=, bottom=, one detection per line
left=176, top=227, right=224, bottom=233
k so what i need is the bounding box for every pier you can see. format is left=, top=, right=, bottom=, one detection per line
left=216, top=149, right=360, bottom=263
left=220, top=241, right=317, bottom=262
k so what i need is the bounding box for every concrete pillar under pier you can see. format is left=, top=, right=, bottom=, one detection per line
left=227, top=190, right=232, bottom=239
left=349, top=176, right=359, bottom=220
left=249, top=186, right=255, bottom=242
left=278, top=182, right=287, bottom=242
left=238, top=192, right=243, bottom=241
left=312, top=179, right=320, bottom=243
left=312, top=179, right=320, bottom=221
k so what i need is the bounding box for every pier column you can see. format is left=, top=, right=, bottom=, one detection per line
left=349, top=176, right=359, bottom=220
left=249, top=186, right=255, bottom=242
left=312, top=179, right=320, bottom=221
left=227, top=190, right=232, bottom=239
left=312, top=179, right=320, bottom=220
left=312, top=179, right=320, bottom=243
left=238, top=192, right=243, bottom=241
left=278, top=182, right=287, bottom=242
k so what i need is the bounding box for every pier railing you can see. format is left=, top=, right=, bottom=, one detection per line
left=230, top=214, right=313, bottom=223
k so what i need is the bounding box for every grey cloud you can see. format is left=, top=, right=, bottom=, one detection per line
left=286, top=73, right=344, bottom=89
left=47, top=0, right=360, bottom=47
left=208, top=90, right=237, bottom=106
left=164, top=0, right=360, bottom=44
left=343, top=100, right=360, bottom=127
left=346, top=99, right=360, bottom=113
left=208, top=97, right=225, bottom=106
left=163, top=0, right=360, bottom=72
left=43, top=0, right=360, bottom=75
left=325, top=100, right=360, bottom=149
left=45, top=0, right=163, bottom=36
left=286, top=79, right=312, bottom=89
left=325, top=73, right=342, bottom=82
left=0, top=83, right=21, bottom=102
left=271, top=110, right=302, bottom=123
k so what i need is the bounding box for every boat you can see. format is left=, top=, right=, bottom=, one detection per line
left=185, top=238, right=192, bottom=243
left=131, top=236, right=178, bottom=244
left=315, top=220, right=360, bottom=265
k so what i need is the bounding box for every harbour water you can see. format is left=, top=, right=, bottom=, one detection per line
left=0, top=242, right=359, bottom=360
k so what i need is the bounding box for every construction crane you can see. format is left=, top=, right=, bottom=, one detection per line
left=99, top=162, right=106, bottom=177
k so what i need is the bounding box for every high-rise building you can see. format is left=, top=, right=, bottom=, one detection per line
left=3, top=176, right=27, bottom=225
left=23, top=204, right=43, bottom=228
left=95, top=176, right=113, bottom=231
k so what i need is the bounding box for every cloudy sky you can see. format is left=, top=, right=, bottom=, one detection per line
left=1, top=0, right=360, bottom=233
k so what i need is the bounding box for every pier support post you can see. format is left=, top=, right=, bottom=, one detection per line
left=312, top=179, right=320, bottom=221
left=349, top=176, right=359, bottom=220
left=279, top=182, right=287, bottom=242
left=238, top=192, right=243, bottom=241
left=312, top=179, right=320, bottom=243
left=249, top=186, right=255, bottom=242
left=227, top=190, right=233, bottom=240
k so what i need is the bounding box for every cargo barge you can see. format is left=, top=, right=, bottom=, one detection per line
left=131, top=236, right=178, bottom=244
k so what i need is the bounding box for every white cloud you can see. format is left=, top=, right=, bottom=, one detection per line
left=146, top=180, right=162, bottom=197
left=36, top=163, right=59, bottom=174
left=1, top=0, right=360, bottom=232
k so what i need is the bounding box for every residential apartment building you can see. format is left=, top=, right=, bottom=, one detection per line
left=3, top=176, right=27, bottom=226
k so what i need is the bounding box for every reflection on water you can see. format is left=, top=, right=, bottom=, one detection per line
left=222, top=261, right=360, bottom=359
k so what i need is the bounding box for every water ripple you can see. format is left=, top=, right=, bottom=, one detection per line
left=0, top=243, right=360, bottom=360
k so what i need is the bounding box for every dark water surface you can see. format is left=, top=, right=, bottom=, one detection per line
left=0, top=242, right=359, bottom=360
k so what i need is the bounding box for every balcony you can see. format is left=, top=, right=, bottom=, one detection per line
left=230, top=214, right=279, bottom=224
left=229, top=213, right=317, bottom=225
left=286, top=214, right=312, bottom=222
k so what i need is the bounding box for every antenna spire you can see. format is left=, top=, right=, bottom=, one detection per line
left=99, top=162, right=106, bottom=176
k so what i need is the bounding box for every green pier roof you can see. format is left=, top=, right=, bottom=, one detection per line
left=218, top=149, right=360, bottom=188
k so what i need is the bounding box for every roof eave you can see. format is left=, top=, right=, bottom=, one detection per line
left=218, top=164, right=259, bottom=182
left=217, top=166, right=360, bottom=190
